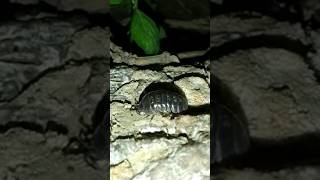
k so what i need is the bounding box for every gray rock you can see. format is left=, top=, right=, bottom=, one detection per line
left=213, top=48, right=320, bottom=139
left=10, top=0, right=109, bottom=13
left=66, top=27, right=110, bottom=61
left=211, top=2, right=320, bottom=178
left=137, top=142, right=210, bottom=180
left=0, top=129, right=105, bottom=180
left=298, top=0, right=320, bottom=22
left=0, top=61, right=108, bottom=136
left=0, top=12, right=110, bottom=179
left=214, top=167, right=320, bottom=180
left=309, top=30, right=320, bottom=73
left=110, top=53, right=210, bottom=179
left=211, top=12, right=309, bottom=47
left=0, top=16, right=89, bottom=102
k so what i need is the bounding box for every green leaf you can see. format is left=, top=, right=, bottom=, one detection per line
left=130, top=9, right=160, bottom=55
left=110, top=0, right=123, bottom=5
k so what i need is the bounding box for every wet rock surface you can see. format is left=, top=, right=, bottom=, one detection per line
left=212, top=1, right=320, bottom=179
left=10, top=0, right=109, bottom=13
left=0, top=15, right=88, bottom=102
left=0, top=0, right=211, bottom=179
left=110, top=44, right=210, bottom=179
left=0, top=7, right=110, bottom=179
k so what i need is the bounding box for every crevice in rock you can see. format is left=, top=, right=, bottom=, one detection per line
left=110, top=99, right=132, bottom=105
left=111, top=62, right=170, bottom=71
left=183, top=104, right=211, bottom=115
left=0, top=121, right=43, bottom=133
left=214, top=133, right=320, bottom=172
left=210, top=0, right=304, bottom=24
left=211, top=35, right=311, bottom=59
left=0, top=120, right=68, bottom=134
left=45, top=121, right=69, bottom=134
left=111, top=59, right=207, bottom=71
left=0, top=58, right=107, bottom=103
left=172, top=73, right=208, bottom=82
left=111, top=80, right=143, bottom=97
left=112, top=131, right=191, bottom=143
left=0, top=0, right=112, bottom=24
left=211, top=35, right=320, bottom=84
left=0, top=2, right=111, bottom=103
left=137, top=131, right=190, bottom=140
left=0, top=65, right=65, bottom=103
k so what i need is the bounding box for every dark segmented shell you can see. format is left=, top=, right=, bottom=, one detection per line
left=213, top=104, right=250, bottom=162
left=138, top=89, right=188, bottom=114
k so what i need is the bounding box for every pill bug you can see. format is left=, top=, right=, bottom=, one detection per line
left=85, top=112, right=108, bottom=162
left=213, top=103, right=250, bottom=163
left=137, top=82, right=188, bottom=114
left=212, top=76, right=250, bottom=163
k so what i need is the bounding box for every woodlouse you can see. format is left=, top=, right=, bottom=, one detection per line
left=138, top=89, right=188, bottom=114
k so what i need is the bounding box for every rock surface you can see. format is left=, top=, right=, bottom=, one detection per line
left=0, top=11, right=110, bottom=179
left=110, top=45, right=210, bottom=179
left=10, top=0, right=109, bottom=13
left=212, top=3, right=320, bottom=180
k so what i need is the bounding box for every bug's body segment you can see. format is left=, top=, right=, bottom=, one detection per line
left=138, top=89, right=188, bottom=114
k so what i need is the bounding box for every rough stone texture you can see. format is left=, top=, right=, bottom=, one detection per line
left=110, top=47, right=210, bottom=179
left=0, top=12, right=110, bottom=179
left=211, top=12, right=310, bottom=47
left=1, top=63, right=107, bottom=136
left=67, top=27, right=110, bottom=61
left=10, top=0, right=109, bottom=13
left=135, top=142, right=210, bottom=180
left=212, top=3, right=320, bottom=179
left=1, top=129, right=104, bottom=180
left=175, top=77, right=210, bottom=106
left=309, top=30, right=320, bottom=73
left=0, top=16, right=88, bottom=102
left=214, top=167, right=320, bottom=180
left=213, top=48, right=320, bottom=139
left=298, top=0, right=320, bottom=22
